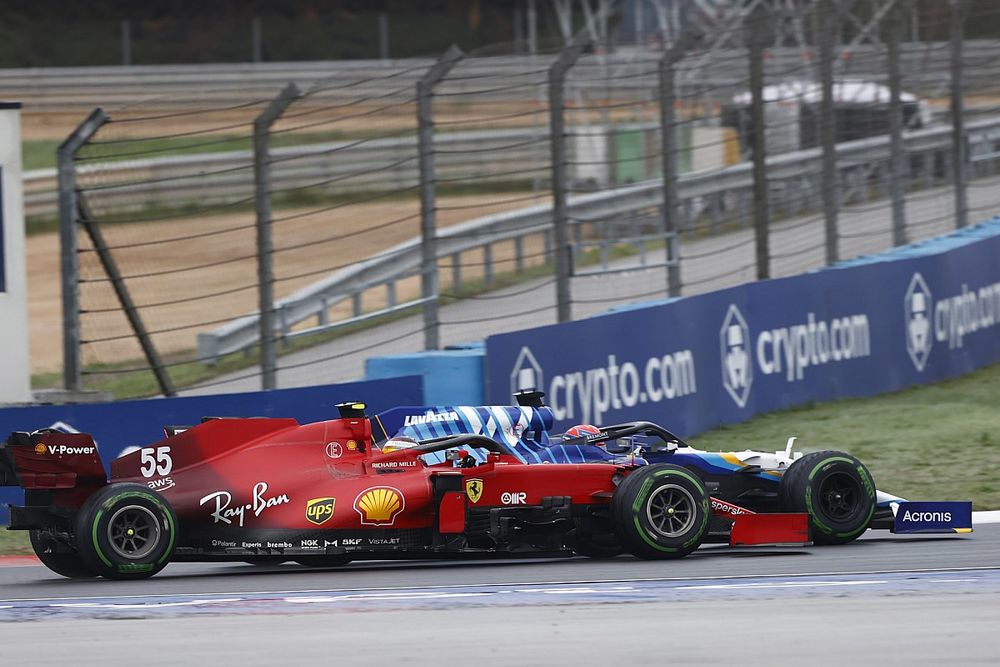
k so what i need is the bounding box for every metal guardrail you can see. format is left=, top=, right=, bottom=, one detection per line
left=22, top=127, right=553, bottom=219
left=195, top=115, right=1000, bottom=362
left=7, top=41, right=1000, bottom=110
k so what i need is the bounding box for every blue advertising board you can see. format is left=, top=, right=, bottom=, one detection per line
left=487, top=220, right=1000, bottom=436
left=0, top=376, right=422, bottom=523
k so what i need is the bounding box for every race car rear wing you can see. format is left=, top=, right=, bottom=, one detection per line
left=0, top=431, right=107, bottom=490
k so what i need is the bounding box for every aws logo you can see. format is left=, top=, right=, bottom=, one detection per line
left=305, top=497, right=336, bottom=525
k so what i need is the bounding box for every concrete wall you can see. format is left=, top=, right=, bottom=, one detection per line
left=0, top=103, right=31, bottom=404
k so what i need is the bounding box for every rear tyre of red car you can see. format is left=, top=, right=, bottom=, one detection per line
left=779, top=450, right=876, bottom=545
left=29, top=530, right=98, bottom=579
left=74, top=483, right=177, bottom=580
left=612, top=464, right=710, bottom=559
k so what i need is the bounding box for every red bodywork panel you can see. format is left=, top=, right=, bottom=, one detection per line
left=438, top=490, right=466, bottom=533
left=106, top=417, right=622, bottom=538
left=711, top=497, right=811, bottom=546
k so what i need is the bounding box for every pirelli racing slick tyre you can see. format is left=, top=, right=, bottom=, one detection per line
left=74, top=484, right=177, bottom=580
left=569, top=531, right=623, bottom=559
left=779, top=450, right=876, bottom=545
left=612, top=464, right=710, bottom=559
left=29, top=530, right=98, bottom=579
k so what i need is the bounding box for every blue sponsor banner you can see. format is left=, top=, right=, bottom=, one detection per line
left=486, top=220, right=1000, bottom=435
left=0, top=376, right=423, bottom=523
left=893, top=501, right=973, bottom=533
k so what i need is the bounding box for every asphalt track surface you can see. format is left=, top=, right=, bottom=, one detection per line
left=2, top=522, right=999, bottom=664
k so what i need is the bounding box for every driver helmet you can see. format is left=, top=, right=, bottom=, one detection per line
left=381, top=435, right=419, bottom=453
left=565, top=424, right=603, bottom=444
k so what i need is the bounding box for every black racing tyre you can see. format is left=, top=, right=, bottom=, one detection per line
left=569, top=531, right=623, bottom=559
left=612, top=464, right=710, bottom=559
left=294, top=556, right=353, bottom=568
left=779, top=450, right=876, bottom=545
left=29, top=530, right=98, bottom=579
left=74, top=484, right=177, bottom=580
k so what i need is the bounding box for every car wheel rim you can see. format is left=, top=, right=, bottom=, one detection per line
left=107, top=505, right=161, bottom=560
left=645, top=483, right=696, bottom=538
left=818, top=472, right=863, bottom=522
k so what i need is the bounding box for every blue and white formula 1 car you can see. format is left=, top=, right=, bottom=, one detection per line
left=373, top=391, right=972, bottom=554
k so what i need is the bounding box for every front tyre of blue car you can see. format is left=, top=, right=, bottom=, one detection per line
left=75, top=483, right=177, bottom=580
left=779, top=450, right=876, bottom=545
left=612, top=464, right=710, bottom=559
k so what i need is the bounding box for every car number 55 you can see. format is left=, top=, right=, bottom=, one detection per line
left=140, top=446, right=173, bottom=478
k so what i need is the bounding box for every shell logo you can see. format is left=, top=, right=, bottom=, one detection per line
left=34, top=444, right=46, bottom=454
left=354, top=486, right=405, bottom=526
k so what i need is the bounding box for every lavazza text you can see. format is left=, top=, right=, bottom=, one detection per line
left=547, top=310, right=869, bottom=424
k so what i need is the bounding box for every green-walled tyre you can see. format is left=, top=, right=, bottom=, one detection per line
left=779, top=450, right=876, bottom=545
left=612, top=464, right=710, bottom=560
left=75, top=484, right=177, bottom=580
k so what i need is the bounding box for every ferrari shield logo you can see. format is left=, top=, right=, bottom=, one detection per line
left=466, top=478, right=484, bottom=504
left=305, top=498, right=336, bottom=525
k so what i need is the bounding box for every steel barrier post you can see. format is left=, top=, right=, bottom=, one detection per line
left=254, top=82, right=300, bottom=390
left=746, top=6, right=772, bottom=280
left=817, top=0, right=840, bottom=264
left=418, top=45, right=464, bottom=350
left=57, top=108, right=109, bottom=392
left=660, top=33, right=699, bottom=298
left=950, top=0, right=969, bottom=229
left=549, top=32, right=591, bottom=322
left=888, top=1, right=908, bottom=246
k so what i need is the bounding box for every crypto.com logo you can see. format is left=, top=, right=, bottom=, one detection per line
left=720, top=304, right=752, bottom=408
left=904, top=273, right=933, bottom=372
left=510, top=346, right=543, bottom=396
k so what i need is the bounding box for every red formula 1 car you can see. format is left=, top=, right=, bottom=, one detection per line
left=0, top=403, right=809, bottom=580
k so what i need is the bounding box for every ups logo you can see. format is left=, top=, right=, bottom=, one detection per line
left=305, top=497, right=336, bottom=525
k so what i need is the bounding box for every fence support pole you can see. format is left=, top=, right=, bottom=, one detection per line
left=950, top=0, right=969, bottom=229
left=417, top=45, right=464, bottom=350
left=57, top=108, right=109, bottom=392
left=121, top=19, right=131, bottom=66
left=659, top=34, right=698, bottom=298
left=379, top=13, right=390, bottom=61
left=746, top=7, right=771, bottom=280
left=252, top=17, right=263, bottom=63
left=888, top=1, right=908, bottom=246
left=78, top=197, right=176, bottom=396
left=549, top=33, right=591, bottom=322
left=817, top=0, right=839, bottom=264
left=254, top=83, right=300, bottom=390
